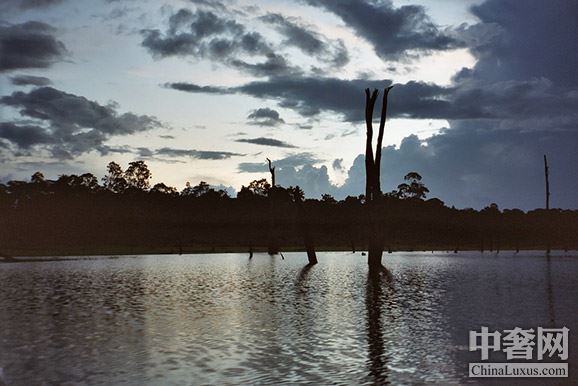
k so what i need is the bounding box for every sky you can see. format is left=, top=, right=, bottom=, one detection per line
left=0, top=0, right=576, bottom=210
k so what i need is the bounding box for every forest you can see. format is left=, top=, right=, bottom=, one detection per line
left=1, top=159, right=576, bottom=258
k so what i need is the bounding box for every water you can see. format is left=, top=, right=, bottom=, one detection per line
left=0, top=252, right=577, bottom=385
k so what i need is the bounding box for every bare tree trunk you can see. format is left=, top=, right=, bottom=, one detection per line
left=544, top=154, right=550, bottom=210
left=267, top=158, right=276, bottom=189
left=294, top=195, right=317, bottom=264
left=364, top=86, right=393, bottom=270
left=365, top=89, right=378, bottom=201
left=267, top=158, right=278, bottom=255
left=544, top=155, right=551, bottom=254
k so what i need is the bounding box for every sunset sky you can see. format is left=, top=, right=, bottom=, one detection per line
left=1, top=0, right=576, bottom=209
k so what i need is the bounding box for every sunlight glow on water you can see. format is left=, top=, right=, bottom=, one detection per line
left=0, top=252, right=577, bottom=385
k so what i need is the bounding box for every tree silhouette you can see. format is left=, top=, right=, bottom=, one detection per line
left=364, top=86, right=393, bottom=201
left=103, top=161, right=128, bottom=193
left=364, top=86, right=393, bottom=269
left=125, top=161, right=151, bottom=191
left=2, top=158, right=577, bottom=257
left=30, top=171, right=46, bottom=185
left=321, top=193, right=337, bottom=204
left=150, top=183, right=178, bottom=195
left=396, top=172, right=429, bottom=199
left=247, top=178, right=271, bottom=197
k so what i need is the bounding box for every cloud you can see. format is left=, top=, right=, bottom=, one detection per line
left=247, top=107, right=285, bottom=126
left=141, top=9, right=245, bottom=57
left=238, top=152, right=320, bottom=172
left=168, top=74, right=578, bottom=123
left=98, top=145, right=134, bottom=155
left=277, top=163, right=336, bottom=198
left=339, top=126, right=578, bottom=210
left=229, top=53, right=301, bottom=78
left=332, top=158, right=343, bottom=171
left=141, top=9, right=299, bottom=77
left=468, top=0, right=578, bottom=87
left=167, top=77, right=456, bottom=120
left=155, top=147, right=243, bottom=160
left=19, top=0, right=64, bottom=9
left=237, top=152, right=334, bottom=197
left=305, top=0, right=463, bottom=60
left=235, top=137, right=296, bottom=148
left=239, top=126, right=577, bottom=209
left=0, top=0, right=65, bottom=11
left=0, top=21, right=68, bottom=72
left=0, top=87, right=162, bottom=158
left=187, top=0, right=228, bottom=12
left=0, top=122, right=53, bottom=149
left=10, top=74, right=52, bottom=86
left=164, top=82, right=227, bottom=94
left=386, top=0, right=577, bottom=209
left=261, top=13, right=349, bottom=68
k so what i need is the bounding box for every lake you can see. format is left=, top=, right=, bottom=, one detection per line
left=0, top=252, right=577, bottom=385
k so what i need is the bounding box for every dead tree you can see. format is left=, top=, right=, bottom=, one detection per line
left=266, top=158, right=279, bottom=255
left=544, top=154, right=551, bottom=254
left=544, top=155, right=550, bottom=210
left=364, top=86, right=393, bottom=269
left=267, top=158, right=276, bottom=188
left=296, top=196, right=318, bottom=265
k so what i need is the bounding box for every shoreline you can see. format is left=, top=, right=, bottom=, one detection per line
left=1, top=245, right=574, bottom=262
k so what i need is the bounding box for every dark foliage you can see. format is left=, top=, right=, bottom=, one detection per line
left=0, top=162, right=576, bottom=256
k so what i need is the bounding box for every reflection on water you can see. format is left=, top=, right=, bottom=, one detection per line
left=365, top=270, right=389, bottom=385
left=0, top=251, right=577, bottom=385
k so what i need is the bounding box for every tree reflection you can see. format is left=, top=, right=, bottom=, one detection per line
left=545, top=253, right=556, bottom=325
left=365, top=269, right=392, bottom=384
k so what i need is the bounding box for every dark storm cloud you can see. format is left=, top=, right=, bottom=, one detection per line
left=167, top=77, right=453, bottom=120
left=0, top=122, right=53, bottom=148
left=164, top=82, right=228, bottom=94
left=155, top=147, right=243, bottom=160
left=141, top=9, right=251, bottom=57
left=229, top=53, right=301, bottom=77
left=19, top=0, right=64, bottom=8
left=247, top=107, right=285, bottom=126
left=249, top=124, right=576, bottom=209
left=468, top=0, right=578, bottom=87
left=136, top=147, right=154, bottom=157
left=10, top=74, right=52, bottom=86
left=168, top=75, right=578, bottom=123
left=141, top=9, right=298, bottom=77
left=0, top=0, right=65, bottom=11
left=163, top=0, right=577, bottom=209
left=337, top=126, right=578, bottom=210
left=0, top=87, right=162, bottom=158
left=0, top=21, right=68, bottom=72
left=97, top=145, right=133, bottom=155
left=237, top=161, right=267, bottom=173
left=261, top=13, right=349, bottom=68
left=304, top=0, right=462, bottom=60
left=259, top=0, right=578, bottom=210
left=235, top=137, right=296, bottom=148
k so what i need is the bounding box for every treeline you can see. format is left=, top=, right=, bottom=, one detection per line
left=0, top=161, right=576, bottom=256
